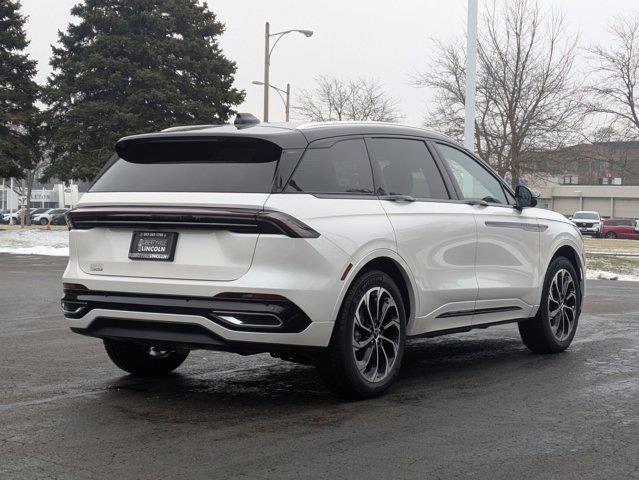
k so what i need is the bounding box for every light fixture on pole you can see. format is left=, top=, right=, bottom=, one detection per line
left=253, top=80, right=290, bottom=122
left=464, top=0, right=478, bottom=150
left=263, top=22, right=312, bottom=122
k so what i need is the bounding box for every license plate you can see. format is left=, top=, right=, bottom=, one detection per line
left=128, top=231, right=178, bottom=261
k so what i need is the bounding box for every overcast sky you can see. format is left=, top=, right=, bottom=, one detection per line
left=19, top=0, right=639, bottom=126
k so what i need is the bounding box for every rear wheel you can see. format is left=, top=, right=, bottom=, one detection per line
left=39, top=217, right=48, bottom=225
left=605, top=231, right=617, bottom=239
left=103, top=339, right=189, bottom=376
left=317, top=270, right=406, bottom=399
left=519, top=257, right=580, bottom=353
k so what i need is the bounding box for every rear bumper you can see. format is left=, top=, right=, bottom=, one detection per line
left=63, top=289, right=334, bottom=350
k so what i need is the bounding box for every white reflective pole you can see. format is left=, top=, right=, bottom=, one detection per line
left=464, top=0, right=478, bottom=150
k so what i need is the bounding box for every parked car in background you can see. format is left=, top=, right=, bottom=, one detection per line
left=32, top=208, right=69, bottom=225
left=601, top=218, right=639, bottom=239
left=62, top=120, right=585, bottom=398
left=29, top=208, right=50, bottom=220
left=571, top=211, right=602, bottom=236
left=1, top=209, right=34, bottom=225
left=50, top=210, right=70, bottom=226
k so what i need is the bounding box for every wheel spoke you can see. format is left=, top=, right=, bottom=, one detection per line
left=379, top=342, right=390, bottom=379
left=374, top=287, right=382, bottom=324
left=353, top=335, right=373, bottom=350
left=371, top=344, right=380, bottom=382
left=354, top=311, right=372, bottom=333
left=379, top=334, right=397, bottom=358
left=356, top=344, right=374, bottom=372
left=549, top=306, right=561, bottom=319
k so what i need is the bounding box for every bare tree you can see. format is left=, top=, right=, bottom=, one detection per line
left=414, top=0, right=583, bottom=187
left=587, top=15, right=639, bottom=139
left=294, top=76, right=401, bottom=122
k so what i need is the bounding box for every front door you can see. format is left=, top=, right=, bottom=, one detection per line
left=435, top=143, right=540, bottom=324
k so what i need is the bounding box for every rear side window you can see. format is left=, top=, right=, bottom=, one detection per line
left=90, top=138, right=281, bottom=193
left=286, top=138, right=374, bottom=194
left=367, top=138, right=449, bottom=199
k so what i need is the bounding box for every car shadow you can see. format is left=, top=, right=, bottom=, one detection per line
left=95, top=331, right=551, bottom=418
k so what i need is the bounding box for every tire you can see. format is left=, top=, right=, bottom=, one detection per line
left=103, top=339, right=189, bottom=376
left=518, top=256, right=580, bottom=353
left=316, top=270, right=406, bottom=399
left=39, top=217, right=48, bottom=225
left=605, top=232, right=617, bottom=239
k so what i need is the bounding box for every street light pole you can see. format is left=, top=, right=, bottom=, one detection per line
left=285, top=83, right=290, bottom=122
left=262, top=22, right=313, bottom=123
left=464, top=0, right=478, bottom=151
left=264, top=22, right=270, bottom=123
left=253, top=80, right=290, bottom=121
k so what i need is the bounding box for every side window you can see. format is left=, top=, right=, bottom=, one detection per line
left=367, top=138, right=449, bottom=199
left=286, top=139, right=374, bottom=194
left=437, top=143, right=508, bottom=205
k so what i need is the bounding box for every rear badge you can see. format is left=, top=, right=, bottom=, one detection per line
left=90, top=263, right=103, bottom=272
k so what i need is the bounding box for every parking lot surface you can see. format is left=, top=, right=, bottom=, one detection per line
left=1, top=253, right=638, bottom=479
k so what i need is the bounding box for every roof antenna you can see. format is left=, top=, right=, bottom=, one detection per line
left=234, top=113, right=260, bottom=129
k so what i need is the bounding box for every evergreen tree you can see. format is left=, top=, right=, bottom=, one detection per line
left=44, top=0, right=245, bottom=181
left=0, top=0, right=39, bottom=180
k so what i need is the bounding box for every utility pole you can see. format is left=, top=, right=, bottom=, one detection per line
left=464, top=0, right=478, bottom=151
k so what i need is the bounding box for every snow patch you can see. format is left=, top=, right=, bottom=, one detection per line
left=0, top=229, right=69, bottom=256
left=586, top=269, right=639, bottom=282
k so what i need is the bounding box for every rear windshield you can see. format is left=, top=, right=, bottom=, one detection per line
left=90, top=138, right=282, bottom=193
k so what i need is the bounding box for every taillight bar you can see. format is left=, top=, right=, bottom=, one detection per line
left=66, top=206, right=319, bottom=238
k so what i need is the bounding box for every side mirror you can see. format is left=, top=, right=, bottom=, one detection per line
left=515, top=185, right=537, bottom=209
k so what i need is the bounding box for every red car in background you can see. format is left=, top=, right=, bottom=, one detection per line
left=601, top=218, right=639, bottom=239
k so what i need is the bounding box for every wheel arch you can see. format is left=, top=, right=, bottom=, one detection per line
left=333, top=251, right=417, bottom=330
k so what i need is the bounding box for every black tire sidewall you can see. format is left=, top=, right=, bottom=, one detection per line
left=333, top=270, right=406, bottom=396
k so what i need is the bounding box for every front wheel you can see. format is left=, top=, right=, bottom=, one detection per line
left=605, top=232, right=617, bottom=239
left=317, top=270, right=406, bottom=399
left=518, top=257, right=580, bottom=353
left=39, top=217, right=48, bottom=225
left=104, top=339, right=189, bottom=376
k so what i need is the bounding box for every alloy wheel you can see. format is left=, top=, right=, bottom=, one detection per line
left=352, top=287, right=401, bottom=383
left=547, top=269, right=577, bottom=342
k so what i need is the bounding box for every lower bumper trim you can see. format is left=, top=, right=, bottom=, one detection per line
left=71, top=318, right=324, bottom=355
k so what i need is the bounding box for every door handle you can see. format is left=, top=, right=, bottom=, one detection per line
left=383, top=194, right=417, bottom=203
left=465, top=199, right=489, bottom=207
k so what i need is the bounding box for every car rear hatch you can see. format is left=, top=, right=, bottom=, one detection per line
left=69, top=133, right=304, bottom=282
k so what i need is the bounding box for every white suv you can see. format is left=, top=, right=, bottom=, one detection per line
left=62, top=120, right=585, bottom=398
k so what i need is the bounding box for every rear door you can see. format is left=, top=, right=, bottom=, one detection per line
left=366, top=136, right=478, bottom=335
left=265, top=136, right=395, bottom=260
left=72, top=137, right=284, bottom=281
left=435, top=143, right=539, bottom=323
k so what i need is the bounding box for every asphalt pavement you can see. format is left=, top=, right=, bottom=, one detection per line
left=1, top=253, right=638, bottom=479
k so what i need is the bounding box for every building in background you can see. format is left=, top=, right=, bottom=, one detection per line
left=525, top=141, right=639, bottom=218
left=0, top=178, right=82, bottom=212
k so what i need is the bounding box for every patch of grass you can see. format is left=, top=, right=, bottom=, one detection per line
left=584, top=237, right=639, bottom=255
left=587, top=254, right=639, bottom=276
